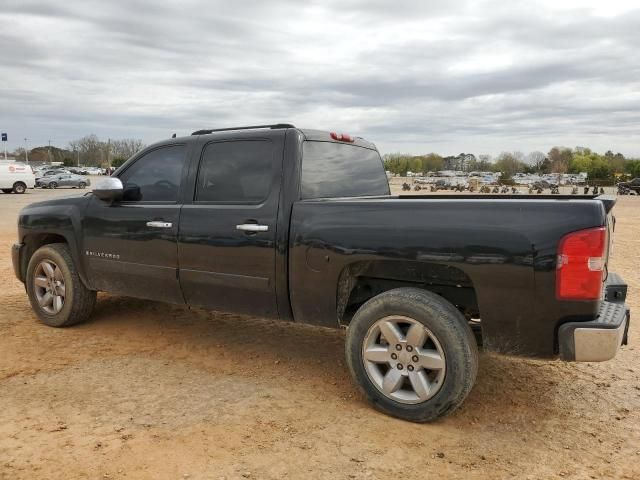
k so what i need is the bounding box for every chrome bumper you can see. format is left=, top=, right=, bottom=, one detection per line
left=558, top=273, right=630, bottom=362
left=573, top=307, right=629, bottom=361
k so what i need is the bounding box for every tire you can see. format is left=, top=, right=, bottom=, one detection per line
left=26, top=243, right=96, bottom=327
left=49, top=182, right=58, bottom=189
left=345, top=288, right=478, bottom=423
left=78, top=182, right=86, bottom=189
left=13, top=182, right=26, bottom=194
left=2, top=188, right=12, bottom=194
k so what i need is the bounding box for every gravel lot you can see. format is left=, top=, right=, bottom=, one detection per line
left=0, top=184, right=638, bottom=479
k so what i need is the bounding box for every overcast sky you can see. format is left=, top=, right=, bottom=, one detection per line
left=1, top=0, right=639, bottom=157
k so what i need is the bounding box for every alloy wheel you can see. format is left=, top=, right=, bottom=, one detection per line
left=33, top=260, right=66, bottom=314
left=362, top=315, right=446, bottom=404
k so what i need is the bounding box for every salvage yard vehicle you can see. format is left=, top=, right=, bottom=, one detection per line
left=616, top=178, right=640, bottom=194
left=12, top=124, right=630, bottom=422
left=36, top=173, right=90, bottom=189
left=0, top=161, right=35, bottom=193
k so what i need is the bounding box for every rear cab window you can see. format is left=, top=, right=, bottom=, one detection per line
left=195, top=139, right=273, bottom=204
left=300, top=141, right=390, bottom=199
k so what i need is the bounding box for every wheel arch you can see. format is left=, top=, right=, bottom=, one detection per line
left=20, top=232, right=91, bottom=289
left=337, top=260, right=480, bottom=327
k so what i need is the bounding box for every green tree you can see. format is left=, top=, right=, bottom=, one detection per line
left=625, top=160, right=640, bottom=178
left=494, top=152, right=526, bottom=177
left=111, top=157, right=127, bottom=168
left=421, top=153, right=443, bottom=172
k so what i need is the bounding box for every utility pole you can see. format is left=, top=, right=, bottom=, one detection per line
left=48, top=139, right=52, bottom=164
left=24, top=138, right=29, bottom=164
left=107, top=138, right=111, bottom=168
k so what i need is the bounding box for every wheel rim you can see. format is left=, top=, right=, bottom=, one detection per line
left=15, top=184, right=25, bottom=193
left=33, top=260, right=66, bottom=314
left=362, top=315, right=446, bottom=404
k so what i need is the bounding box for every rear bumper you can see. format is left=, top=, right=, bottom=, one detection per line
left=12, top=242, right=24, bottom=283
left=558, top=273, right=630, bottom=362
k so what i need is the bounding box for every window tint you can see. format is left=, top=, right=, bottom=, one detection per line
left=195, top=140, right=273, bottom=203
left=301, top=141, right=390, bottom=199
left=119, top=145, right=186, bottom=202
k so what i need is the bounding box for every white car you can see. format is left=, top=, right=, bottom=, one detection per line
left=0, top=162, right=36, bottom=194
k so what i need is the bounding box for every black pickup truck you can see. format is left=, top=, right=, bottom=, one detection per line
left=12, top=124, right=630, bottom=422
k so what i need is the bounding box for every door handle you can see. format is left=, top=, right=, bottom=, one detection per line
left=146, top=221, right=173, bottom=228
left=236, top=224, right=269, bottom=232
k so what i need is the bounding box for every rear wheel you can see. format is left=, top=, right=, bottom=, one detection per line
left=26, top=243, right=96, bottom=327
left=346, top=288, right=478, bottom=422
left=49, top=182, right=58, bottom=189
left=13, top=182, right=26, bottom=194
left=78, top=182, right=86, bottom=189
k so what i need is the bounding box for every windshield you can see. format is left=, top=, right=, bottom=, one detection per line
left=300, top=141, right=390, bottom=199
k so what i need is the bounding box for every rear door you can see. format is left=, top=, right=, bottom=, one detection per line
left=178, top=133, right=283, bottom=318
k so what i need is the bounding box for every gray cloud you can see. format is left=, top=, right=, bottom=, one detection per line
left=0, top=0, right=639, bottom=156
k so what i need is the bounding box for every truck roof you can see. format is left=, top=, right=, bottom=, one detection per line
left=189, top=124, right=377, bottom=150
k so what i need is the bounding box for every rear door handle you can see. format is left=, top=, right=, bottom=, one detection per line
left=146, top=221, right=173, bottom=228
left=236, top=224, right=269, bottom=232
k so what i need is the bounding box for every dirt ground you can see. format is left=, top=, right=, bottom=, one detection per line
left=0, top=185, right=638, bottom=480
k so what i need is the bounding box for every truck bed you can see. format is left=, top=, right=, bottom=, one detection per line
left=289, top=194, right=612, bottom=357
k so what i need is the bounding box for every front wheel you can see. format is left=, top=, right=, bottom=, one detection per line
left=345, top=288, right=478, bottom=422
left=78, top=182, right=86, bottom=189
left=13, top=182, right=26, bottom=194
left=26, top=243, right=96, bottom=327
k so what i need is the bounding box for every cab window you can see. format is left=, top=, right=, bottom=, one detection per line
left=195, top=140, right=273, bottom=203
left=119, top=145, right=187, bottom=202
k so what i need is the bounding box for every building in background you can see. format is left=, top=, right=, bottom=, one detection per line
left=442, top=153, right=476, bottom=171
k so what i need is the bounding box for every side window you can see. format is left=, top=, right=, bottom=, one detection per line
left=195, top=140, right=273, bottom=203
left=119, top=145, right=186, bottom=202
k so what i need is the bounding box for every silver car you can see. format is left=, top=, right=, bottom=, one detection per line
left=38, top=173, right=90, bottom=189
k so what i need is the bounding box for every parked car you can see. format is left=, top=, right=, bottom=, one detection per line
left=531, top=180, right=557, bottom=190
left=616, top=177, right=640, bottom=194
left=37, top=173, right=90, bottom=189
left=12, top=124, right=629, bottom=423
left=0, top=161, right=35, bottom=193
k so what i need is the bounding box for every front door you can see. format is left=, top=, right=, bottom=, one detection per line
left=57, top=175, right=70, bottom=187
left=82, top=144, right=189, bottom=304
left=178, top=136, right=283, bottom=318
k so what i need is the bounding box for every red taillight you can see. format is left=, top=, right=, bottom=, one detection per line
left=330, top=132, right=354, bottom=143
left=556, top=226, right=607, bottom=301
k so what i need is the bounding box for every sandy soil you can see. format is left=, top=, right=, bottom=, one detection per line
left=0, top=187, right=638, bottom=480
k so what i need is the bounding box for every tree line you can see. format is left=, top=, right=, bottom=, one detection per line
left=384, top=147, right=640, bottom=181
left=11, top=134, right=145, bottom=167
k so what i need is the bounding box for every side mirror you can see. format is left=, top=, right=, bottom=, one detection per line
left=93, top=177, right=124, bottom=202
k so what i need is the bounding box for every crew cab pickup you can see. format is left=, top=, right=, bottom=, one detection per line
left=12, top=124, right=630, bottom=422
